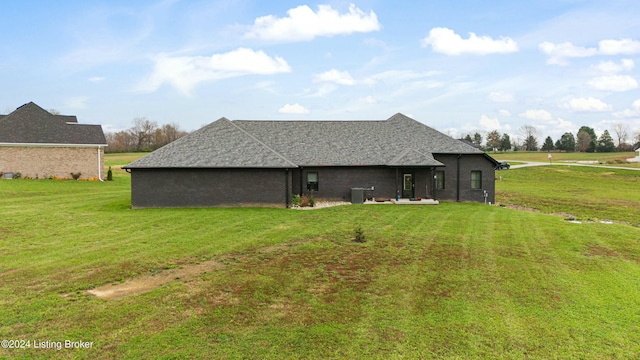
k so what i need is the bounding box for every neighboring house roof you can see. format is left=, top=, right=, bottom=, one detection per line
left=125, top=113, right=487, bottom=169
left=0, top=102, right=106, bottom=145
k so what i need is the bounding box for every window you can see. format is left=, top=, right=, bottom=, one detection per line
left=435, top=171, right=445, bottom=190
left=307, top=172, right=318, bottom=191
left=471, top=171, right=482, bottom=189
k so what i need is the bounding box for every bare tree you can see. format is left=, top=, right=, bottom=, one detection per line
left=129, top=117, right=158, bottom=151
left=613, top=123, right=629, bottom=150
left=576, top=130, right=592, bottom=152
left=519, top=125, right=538, bottom=151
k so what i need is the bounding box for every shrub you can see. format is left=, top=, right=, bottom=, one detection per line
left=300, top=194, right=310, bottom=207
left=107, top=166, right=113, bottom=181
left=291, top=194, right=301, bottom=207
left=309, top=190, right=315, bottom=207
left=14, top=172, right=22, bottom=179
left=353, top=226, right=366, bottom=243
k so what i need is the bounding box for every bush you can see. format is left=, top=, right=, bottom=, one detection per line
left=309, top=190, right=315, bottom=207
left=300, top=194, right=310, bottom=207
left=353, top=226, right=366, bottom=243
left=107, top=166, right=113, bottom=181
left=291, top=194, right=301, bottom=207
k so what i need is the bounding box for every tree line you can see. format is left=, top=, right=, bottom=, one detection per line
left=104, top=118, right=189, bottom=153
left=463, top=123, right=640, bottom=153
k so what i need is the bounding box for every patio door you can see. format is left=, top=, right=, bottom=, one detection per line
left=402, top=173, right=414, bottom=198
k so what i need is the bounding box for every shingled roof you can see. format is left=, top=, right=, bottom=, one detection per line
left=0, top=102, right=106, bottom=145
left=125, top=113, right=483, bottom=169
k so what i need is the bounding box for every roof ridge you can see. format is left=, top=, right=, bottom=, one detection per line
left=228, top=119, right=298, bottom=167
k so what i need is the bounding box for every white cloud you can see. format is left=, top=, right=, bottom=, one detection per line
left=498, top=109, right=511, bottom=117
left=88, top=76, right=105, bottom=82
left=587, top=75, right=639, bottom=92
left=562, top=97, right=612, bottom=112
left=592, top=59, right=634, bottom=74
left=488, top=90, right=514, bottom=103
left=479, top=114, right=502, bottom=130
left=278, top=103, right=309, bottom=114
left=137, top=48, right=291, bottom=95
left=598, top=38, right=640, bottom=55
left=421, top=27, right=518, bottom=55
left=540, top=39, right=640, bottom=65
left=538, top=41, right=597, bottom=65
left=519, top=109, right=554, bottom=121
left=615, top=99, right=640, bottom=118
left=358, top=95, right=377, bottom=104
left=313, top=69, right=356, bottom=85
left=65, top=96, right=90, bottom=109
left=243, top=4, right=380, bottom=42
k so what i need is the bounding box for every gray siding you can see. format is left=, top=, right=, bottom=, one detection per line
left=130, top=168, right=290, bottom=208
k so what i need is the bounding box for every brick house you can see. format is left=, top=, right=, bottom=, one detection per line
left=0, top=102, right=107, bottom=180
left=124, top=113, right=498, bottom=208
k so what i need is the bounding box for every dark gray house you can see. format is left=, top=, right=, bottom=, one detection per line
left=124, top=113, right=498, bottom=208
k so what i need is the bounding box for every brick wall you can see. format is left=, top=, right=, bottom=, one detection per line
left=0, top=146, right=104, bottom=179
left=130, top=168, right=290, bottom=208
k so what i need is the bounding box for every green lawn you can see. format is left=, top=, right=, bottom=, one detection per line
left=1, top=158, right=640, bottom=359
left=496, top=165, right=640, bottom=226
left=490, top=151, right=640, bottom=168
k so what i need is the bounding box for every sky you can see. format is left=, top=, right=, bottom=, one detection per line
left=2, top=0, right=640, bottom=143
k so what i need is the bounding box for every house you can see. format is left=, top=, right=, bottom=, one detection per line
left=124, top=113, right=498, bottom=208
left=0, top=102, right=107, bottom=180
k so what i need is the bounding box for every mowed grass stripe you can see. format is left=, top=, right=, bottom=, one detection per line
left=2, top=160, right=640, bottom=358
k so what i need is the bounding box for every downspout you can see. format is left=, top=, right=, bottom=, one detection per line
left=97, top=146, right=104, bottom=181
left=395, top=168, right=399, bottom=200
left=431, top=167, right=435, bottom=200
left=456, top=154, right=461, bottom=202
left=285, top=168, right=290, bottom=208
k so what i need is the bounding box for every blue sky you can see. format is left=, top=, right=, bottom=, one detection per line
left=2, top=0, right=640, bottom=143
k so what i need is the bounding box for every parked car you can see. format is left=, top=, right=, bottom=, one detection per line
left=495, top=161, right=510, bottom=170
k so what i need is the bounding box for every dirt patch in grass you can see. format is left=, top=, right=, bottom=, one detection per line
left=585, top=244, right=620, bottom=258
left=86, top=259, right=226, bottom=300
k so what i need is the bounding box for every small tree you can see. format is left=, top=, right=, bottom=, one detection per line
left=597, top=130, right=616, bottom=152
left=473, top=132, right=483, bottom=149
left=499, top=133, right=512, bottom=151
left=541, top=136, right=554, bottom=151
left=486, top=130, right=501, bottom=152
left=556, top=132, right=576, bottom=152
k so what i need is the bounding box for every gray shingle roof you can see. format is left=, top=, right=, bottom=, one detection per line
left=0, top=102, right=106, bottom=145
left=126, top=118, right=297, bottom=168
left=125, top=113, right=483, bottom=169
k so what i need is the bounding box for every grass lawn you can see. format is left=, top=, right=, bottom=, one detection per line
left=490, top=151, right=640, bottom=168
left=496, top=165, right=640, bottom=226
left=1, top=156, right=640, bottom=359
